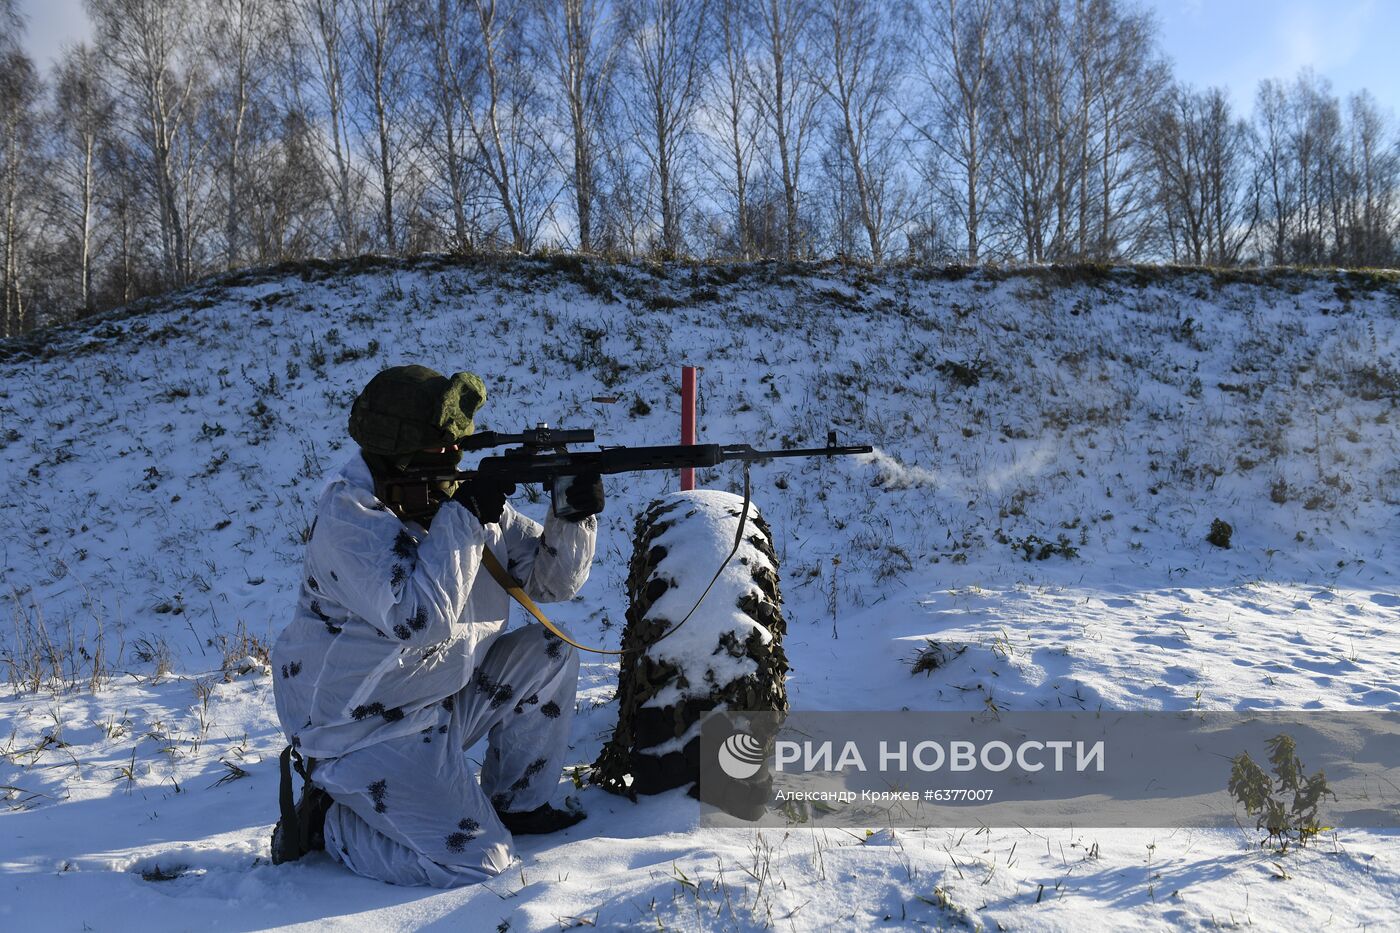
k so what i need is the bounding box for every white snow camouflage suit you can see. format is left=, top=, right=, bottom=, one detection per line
left=271, top=453, right=596, bottom=887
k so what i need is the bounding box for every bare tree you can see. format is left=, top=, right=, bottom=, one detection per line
left=8, top=0, right=1400, bottom=326
left=1145, top=84, right=1257, bottom=265
left=99, top=136, right=147, bottom=305
left=1288, top=71, right=1341, bottom=263
left=456, top=0, right=556, bottom=251
left=1251, top=78, right=1295, bottom=265
left=176, top=69, right=218, bottom=272
left=699, top=0, right=765, bottom=256
left=1246, top=73, right=1397, bottom=266
left=88, top=0, right=201, bottom=285
left=1, top=1, right=42, bottom=335
left=292, top=0, right=361, bottom=253
left=422, top=0, right=479, bottom=248
left=51, top=43, right=116, bottom=313
left=1340, top=91, right=1398, bottom=265
left=907, top=0, right=1003, bottom=261
left=1075, top=0, right=1165, bottom=259
left=0, top=3, right=20, bottom=62
left=246, top=107, right=332, bottom=260
left=817, top=0, right=905, bottom=263
left=751, top=0, right=821, bottom=258
left=594, top=115, right=654, bottom=255
left=204, top=0, right=275, bottom=268
left=348, top=0, right=417, bottom=251
left=537, top=0, right=617, bottom=252
left=991, top=0, right=1074, bottom=261
left=623, top=0, right=710, bottom=257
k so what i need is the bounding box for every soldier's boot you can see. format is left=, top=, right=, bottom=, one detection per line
left=495, top=801, right=586, bottom=835
left=271, top=745, right=335, bottom=864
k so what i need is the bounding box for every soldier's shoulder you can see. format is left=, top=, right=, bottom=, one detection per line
left=310, top=459, right=398, bottom=543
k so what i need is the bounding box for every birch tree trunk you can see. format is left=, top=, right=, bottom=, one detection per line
left=819, top=0, right=902, bottom=264
left=296, top=0, right=359, bottom=253
left=752, top=0, right=820, bottom=259
left=540, top=0, right=616, bottom=252
left=624, top=0, right=708, bottom=259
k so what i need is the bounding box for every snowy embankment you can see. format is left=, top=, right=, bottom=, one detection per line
left=2, top=256, right=1399, bottom=930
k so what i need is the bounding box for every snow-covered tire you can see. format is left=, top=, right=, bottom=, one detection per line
left=592, top=490, right=788, bottom=797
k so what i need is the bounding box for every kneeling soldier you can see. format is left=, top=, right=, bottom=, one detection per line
left=270, top=364, right=603, bottom=887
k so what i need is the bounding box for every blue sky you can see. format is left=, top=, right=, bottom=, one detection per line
left=1143, top=0, right=1400, bottom=112
left=15, top=0, right=1400, bottom=117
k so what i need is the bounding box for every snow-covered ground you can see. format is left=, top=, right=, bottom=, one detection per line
left=2, top=257, right=1399, bottom=930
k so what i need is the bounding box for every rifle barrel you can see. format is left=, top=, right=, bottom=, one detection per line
left=720, top=444, right=873, bottom=461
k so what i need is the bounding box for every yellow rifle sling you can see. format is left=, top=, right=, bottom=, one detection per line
left=477, top=461, right=752, bottom=657
left=478, top=547, right=623, bottom=655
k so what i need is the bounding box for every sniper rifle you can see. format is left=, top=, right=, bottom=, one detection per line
left=379, top=425, right=872, bottom=520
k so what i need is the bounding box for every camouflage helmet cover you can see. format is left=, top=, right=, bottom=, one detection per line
left=348, top=364, right=487, bottom=455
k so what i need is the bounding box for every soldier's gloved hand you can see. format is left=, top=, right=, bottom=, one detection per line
left=552, top=472, right=605, bottom=522
left=451, top=476, right=516, bottom=525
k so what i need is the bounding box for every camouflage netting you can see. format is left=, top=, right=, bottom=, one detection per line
left=592, top=490, right=788, bottom=798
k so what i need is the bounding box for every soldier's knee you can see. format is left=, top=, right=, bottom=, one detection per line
left=538, top=626, right=576, bottom=669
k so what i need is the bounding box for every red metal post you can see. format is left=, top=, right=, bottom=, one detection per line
left=680, top=365, right=697, bottom=491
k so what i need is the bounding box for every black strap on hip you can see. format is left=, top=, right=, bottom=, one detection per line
left=277, top=746, right=303, bottom=855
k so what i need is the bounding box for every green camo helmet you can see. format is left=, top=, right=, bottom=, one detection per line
left=348, top=365, right=487, bottom=456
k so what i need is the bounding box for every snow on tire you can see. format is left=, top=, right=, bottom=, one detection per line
left=592, top=489, right=788, bottom=797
